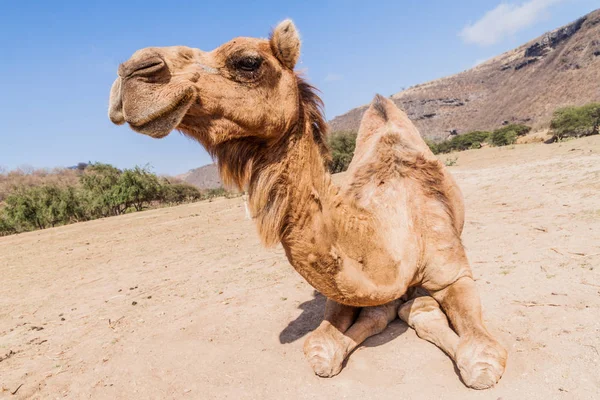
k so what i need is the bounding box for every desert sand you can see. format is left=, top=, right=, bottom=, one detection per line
left=1, top=136, right=599, bottom=399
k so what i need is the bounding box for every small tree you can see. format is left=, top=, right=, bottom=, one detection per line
left=114, top=166, right=162, bottom=211
left=427, top=131, right=491, bottom=154
left=425, top=140, right=440, bottom=154
left=550, top=103, right=600, bottom=140
left=328, top=131, right=357, bottom=173
left=161, top=182, right=203, bottom=205
left=451, top=131, right=491, bottom=151
left=204, top=187, right=228, bottom=199
left=4, top=187, right=46, bottom=230
left=489, top=124, right=530, bottom=147
left=56, top=186, right=87, bottom=223
left=80, top=163, right=122, bottom=217
left=2, top=184, right=83, bottom=231
left=0, top=211, right=15, bottom=236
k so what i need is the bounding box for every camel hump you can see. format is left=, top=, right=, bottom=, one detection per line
left=371, top=94, right=389, bottom=122
left=356, top=95, right=430, bottom=156
left=355, top=94, right=393, bottom=146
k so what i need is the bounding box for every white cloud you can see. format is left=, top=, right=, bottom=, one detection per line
left=324, top=73, right=343, bottom=82
left=459, top=0, right=564, bottom=46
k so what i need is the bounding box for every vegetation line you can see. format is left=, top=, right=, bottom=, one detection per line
left=0, top=163, right=235, bottom=236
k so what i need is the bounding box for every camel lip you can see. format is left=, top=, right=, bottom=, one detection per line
left=126, top=90, right=195, bottom=138
left=128, top=120, right=171, bottom=138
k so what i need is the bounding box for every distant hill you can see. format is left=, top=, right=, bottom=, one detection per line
left=177, top=163, right=222, bottom=189
left=329, top=9, right=600, bottom=140
left=179, top=10, right=600, bottom=180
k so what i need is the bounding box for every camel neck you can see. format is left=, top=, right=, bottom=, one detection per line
left=244, top=117, right=407, bottom=305
left=248, top=121, right=352, bottom=297
left=245, top=119, right=337, bottom=248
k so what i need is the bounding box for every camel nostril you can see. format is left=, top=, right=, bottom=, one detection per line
left=119, top=57, right=165, bottom=78
left=133, top=60, right=164, bottom=75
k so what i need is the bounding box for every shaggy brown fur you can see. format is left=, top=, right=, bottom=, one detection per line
left=108, top=20, right=507, bottom=389
left=208, top=76, right=330, bottom=246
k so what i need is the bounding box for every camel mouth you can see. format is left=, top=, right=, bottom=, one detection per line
left=127, top=89, right=195, bottom=138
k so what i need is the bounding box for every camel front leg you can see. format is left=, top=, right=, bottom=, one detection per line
left=398, top=295, right=459, bottom=359
left=429, top=276, right=507, bottom=390
left=304, top=299, right=400, bottom=377
left=303, top=298, right=358, bottom=377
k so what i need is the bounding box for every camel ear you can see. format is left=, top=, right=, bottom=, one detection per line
left=270, top=19, right=301, bottom=70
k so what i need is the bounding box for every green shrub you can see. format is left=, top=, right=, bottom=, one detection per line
left=80, top=163, right=123, bottom=217
left=434, top=140, right=454, bottom=154
left=444, top=156, right=458, bottom=166
left=489, top=124, right=531, bottom=146
left=2, top=184, right=85, bottom=231
left=328, top=131, right=357, bottom=173
left=453, top=131, right=491, bottom=151
left=161, top=182, right=203, bottom=205
left=425, top=140, right=440, bottom=154
left=489, top=124, right=531, bottom=147
left=504, top=124, right=532, bottom=136
left=0, top=212, right=15, bottom=236
left=113, top=166, right=162, bottom=212
left=429, top=131, right=491, bottom=154
left=204, top=187, right=228, bottom=199
left=550, top=103, right=600, bottom=140
left=0, top=163, right=214, bottom=235
left=490, top=130, right=517, bottom=146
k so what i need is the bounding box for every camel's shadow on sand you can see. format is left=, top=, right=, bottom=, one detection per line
left=279, top=290, right=409, bottom=347
left=279, top=290, right=461, bottom=381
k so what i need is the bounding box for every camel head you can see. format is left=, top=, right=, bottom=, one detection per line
left=108, top=20, right=303, bottom=147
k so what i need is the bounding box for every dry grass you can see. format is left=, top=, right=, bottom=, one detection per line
left=0, top=168, right=81, bottom=203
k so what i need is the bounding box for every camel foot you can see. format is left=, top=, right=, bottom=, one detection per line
left=456, top=336, right=507, bottom=390
left=303, top=329, right=348, bottom=377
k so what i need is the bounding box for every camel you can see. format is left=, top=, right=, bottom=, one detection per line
left=108, top=20, right=507, bottom=389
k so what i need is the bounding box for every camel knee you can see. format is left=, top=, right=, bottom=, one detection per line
left=358, top=302, right=398, bottom=334
left=359, top=311, right=388, bottom=334
left=399, top=296, right=446, bottom=329
left=399, top=296, right=459, bottom=358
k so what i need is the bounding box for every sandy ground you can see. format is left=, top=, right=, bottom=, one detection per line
left=1, top=136, right=600, bottom=399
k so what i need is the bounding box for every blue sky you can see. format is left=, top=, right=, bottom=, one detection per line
left=1, top=0, right=597, bottom=175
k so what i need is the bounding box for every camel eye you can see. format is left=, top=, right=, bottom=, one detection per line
left=234, top=56, right=263, bottom=72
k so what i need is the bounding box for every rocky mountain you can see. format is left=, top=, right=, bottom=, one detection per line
left=329, top=9, right=600, bottom=140
left=177, top=163, right=222, bottom=189
left=179, top=10, right=600, bottom=183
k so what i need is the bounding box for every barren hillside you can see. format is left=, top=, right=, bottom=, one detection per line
left=329, top=9, right=600, bottom=140
left=177, top=163, right=222, bottom=189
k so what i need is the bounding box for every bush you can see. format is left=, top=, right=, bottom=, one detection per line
left=161, top=182, right=203, bottom=205
left=452, top=131, right=491, bottom=151
left=0, top=163, right=220, bottom=235
left=2, top=184, right=85, bottom=231
left=550, top=103, right=600, bottom=140
left=489, top=130, right=516, bottom=147
left=429, top=124, right=532, bottom=153
left=428, top=131, right=491, bottom=154
left=0, top=212, right=15, bottom=236
left=425, top=140, right=440, bottom=154
left=444, top=156, right=458, bottom=166
left=328, top=131, right=357, bottom=173
left=113, top=166, right=162, bottom=212
left=489, top=124, right=530, bottom=147
left=80, top=163, right=123, bottom=217
left=433, top=140, right=454, bottom=154
left=204, top=187, right=228, bottom=199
